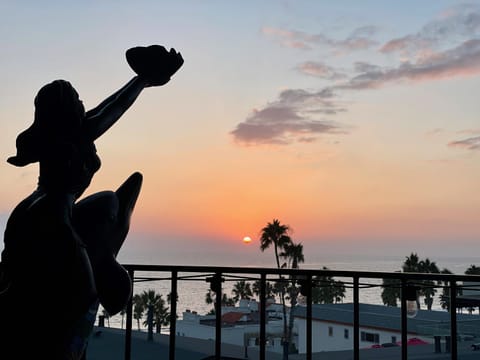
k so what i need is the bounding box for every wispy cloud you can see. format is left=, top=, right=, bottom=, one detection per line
left=261, top=27, right=318, bottom=50
left=296, top=61, right=346, bottom=80
left=277, top=88, right=346, bottom=115
left=448, top=136, right=480, bottom=151
left=425, top=128, right=444, bottom=137
left=380, top=4, right=480, bottom=57
left=261, top=25, right=378, bottom=53
left=457, top=128, right=480, bottom=135
left=337, top=39, right=480, bottom=90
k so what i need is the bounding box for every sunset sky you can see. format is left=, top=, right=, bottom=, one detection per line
left=0, top=1, right=479, bottom=265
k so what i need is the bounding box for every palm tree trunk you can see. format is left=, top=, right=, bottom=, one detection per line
left=274, top=244, right=288, bottom=359
left=274, top=244, right=281, bottom=269
left=287, top=285, right=297, bottom=353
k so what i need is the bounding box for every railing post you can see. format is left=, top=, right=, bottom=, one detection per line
left=401, top=278, right=407, bottom=360
left=298, top=274, right=313, bottom=359
left=206, top=273, right=224, bottom=360
left=353, top=276, right=359, bottom=360
left=260, top=273, right=266, bottom=360
left=450, top=280, right=457, bottom=360
left=124, top=268, right=134, bottom=360
left=169, top=270, right=178, bottom=360
left=306, top=274, right=312, bottom=360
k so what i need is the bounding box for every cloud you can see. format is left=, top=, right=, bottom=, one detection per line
left=337, top=39, right=480, bottom=90
left=230, top=107, right=343, bottom=145
left=261, top=26, right=322, bottom=50
left=296, top=61, right=346, bottom=80
left=380, top=35, right=426, bottom=54
left=353, top=61, right=382, bottom=73
left=425, top=128, right=444, bottom=136
left=277, top=88, right=345, bottom=114
left=457, top=128, right=480, bottom=135
left=261, top=25, right=378, bottom=53
left=230, top=89, right=347, bottom=145
left=380, top=4, right=480, bottom=57
left=448, top=136, right=480, bottom=150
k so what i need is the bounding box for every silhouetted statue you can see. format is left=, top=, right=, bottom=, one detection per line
left=0, top=45, right=183, bottom=359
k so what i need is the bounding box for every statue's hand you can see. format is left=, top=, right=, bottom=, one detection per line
left=126, top=45, right=184, bottom=86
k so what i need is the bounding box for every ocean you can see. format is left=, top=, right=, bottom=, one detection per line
left=102, top=253, right=480, bottom=330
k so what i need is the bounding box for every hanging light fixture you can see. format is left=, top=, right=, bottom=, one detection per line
left=405, top=285, right=418, bottom=318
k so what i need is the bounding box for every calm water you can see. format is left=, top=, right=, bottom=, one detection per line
left=103, top=253, right=479, bottom=330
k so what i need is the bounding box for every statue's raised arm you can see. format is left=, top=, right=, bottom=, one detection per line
left=84, top=45, right=184, bottom=141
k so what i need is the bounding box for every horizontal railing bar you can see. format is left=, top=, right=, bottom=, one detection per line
left=123, top=264, right=480, bottom=282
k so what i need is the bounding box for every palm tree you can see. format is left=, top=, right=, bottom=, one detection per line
left=140, top=289, right=171, bottom=334
left=381, top=274, right=401, bottom=307
left=232, top=280, right=253, bottom=303
left=392, top=253, right=447, bottom=311
left=419, top=258, right=440, bottom=310
left=312, top=267, right=346, bottom=304
left=465, top=265, right=480, bottom=275
left=260, top=219, right=292, bottom=269
left=402, top=253, right=421, bottom=272
left=463, top=265, right=480, bottom=313
left=280, top=242, right=305, bottom=355
left=280, top=242, right=304, bottom=269
left=154, top=296, right=170, bottom=333
left=252, top=280, right=277, bottom=300
left=259, top=219, right=293, bottom=360
left=133, top=294, right=145, bottom=330
left=438, top=268, right=454, bottom=311
left=205, top=289, right=235, bottom=309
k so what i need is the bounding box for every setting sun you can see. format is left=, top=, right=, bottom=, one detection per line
left=242, top=236, right=252, bottom=244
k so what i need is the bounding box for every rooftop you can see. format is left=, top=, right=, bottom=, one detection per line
left=294, top=303, right=480, bottom=335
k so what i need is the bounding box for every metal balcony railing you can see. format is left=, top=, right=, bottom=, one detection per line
left=117, top=264, right=480, bottom=360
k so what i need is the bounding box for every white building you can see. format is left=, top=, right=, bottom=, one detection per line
left=294, top=303, right=480, bottom=354
left=176, top=299, right=297, bottom=354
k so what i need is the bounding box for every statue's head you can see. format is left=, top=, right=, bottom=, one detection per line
left=7, top=80, right=86, bottom=167
left=34, top=80, right=85, bottom=141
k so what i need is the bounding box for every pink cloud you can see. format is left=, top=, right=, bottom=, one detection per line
left=296, top=61, right=345, bottom=80
left=261, top=25, right=377, bottom=53
left=448, top=136, right=480, bottom=150
left=338, top=39, right=480, bottom=90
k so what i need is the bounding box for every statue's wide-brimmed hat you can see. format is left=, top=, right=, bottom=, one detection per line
left=7, top=79, right=82, bottom=167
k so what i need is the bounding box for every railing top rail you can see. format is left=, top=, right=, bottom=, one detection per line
left=122, top=264, right=480, bottom=282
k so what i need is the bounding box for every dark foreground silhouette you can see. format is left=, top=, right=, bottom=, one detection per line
left=0, top=45, right=183, bottom=359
